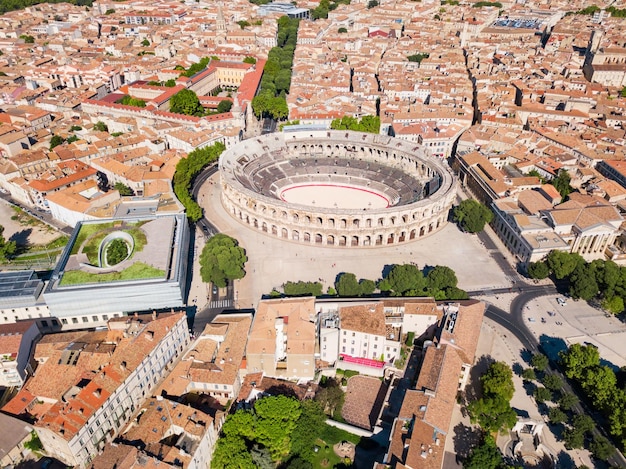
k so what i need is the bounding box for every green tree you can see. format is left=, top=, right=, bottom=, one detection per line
left=217, top=99, right=233, bottom=113
left=530, top=353, right=549, bottom=372
left=572, top=414, right=594, bottom=433
left=521, top=368, right=536, bottom=382
left=601, top=295, right=624, bottom=314
left=0, top=226, right=17, bottom=262
left=367, top=0, right=378, bottom=7
left=542, top=374, right=563, bottom=391
left=336, top=272, right=361, bottom=296
left=141, top=38, right=150, bottom=46
left=243, top=56, right=256, bottom=64
left=407, top=53, right=429, bottom=63
left=589, top=434, right=616, bottom=461
left=559, top=343, right=600, bottom=380
left=527, top=261, right=549, bottom=279
left=113, top=182, right=133, bottom=196
left=237, top=20, right=251, bottom=29
left=170, top=89, right=204, bottom=116
left=546, top=250, right=584, bottom=280
left=359, top=278, right=376, bottom=295
left=467, top=395, right=517, bottom=434
left=164, top=79, right=177, bottom=87
left=93, top=121, right=108, bottom=132
left=338, top=27, right=347, bottom=33
left=453, top=199, right=493, bottom=233
left=563, top=427, right=585, bottom=449
left=463, top=435, right=505, bottom=469
left=212, top=435, right=255, bottom=469
left=534, top=386, right=552, bottom=403
left=552, top=170, right=573, bottom=199
left=569, top=264, right=599, bottom=300
left=49, top=134, right=65, bottom=150
left=385, top=264, right=425, bottom=295
left=23, top=431, right=43, bottom=452
left=283, top=281, right=323, bottom=296
left=581, top=365, right=616, bottom=409
left=199, top=234, right=247, bottom=287
left=106, top=238, right=129, bottom=265
left=426, top=265, right=458, bottom=291
left=254, top=396, right=301, bottom=460
left=482, top=361, right=515, bottom=401
left=291, top=400, right=325, bottom=461
left=315, top=378, right=344, bottom=418
left=20, top=34, right=34, bottom=43
left=558, top=392, right=579, bottom=411
left=548, top=407, right=568, bottom=425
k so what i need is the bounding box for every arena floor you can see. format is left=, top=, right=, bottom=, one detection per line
left=279, top=183, right=390, bottom=209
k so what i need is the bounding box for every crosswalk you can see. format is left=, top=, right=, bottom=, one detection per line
left=209, top=299, right=233, bottom=309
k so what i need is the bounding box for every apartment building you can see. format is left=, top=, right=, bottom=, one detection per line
left=159, top=313, right=252, bottom=403
left=0, top=270, right=53, bottom=327
left=246, top=298, right=316, bottom=381
left=0, top=320, right=41, bottom=389
left=2, top=312, right=190, bottom=468
left=381, top=301, right=485, bottom=469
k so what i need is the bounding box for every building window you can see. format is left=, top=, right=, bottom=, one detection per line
left=103, top=315, right=109, bottom=320
left=62, top=319, right=68, bottom=325
left=82, top=317, right=89, bottom=323
left=72, top=318, right=78, bottom=324
left=351, top=340, right=354, bottom=344
left=92, top=316, right=98, bottom=322
left=352, top=332, right=355, bottom=337
left=374, top=344, right=377, bottom=349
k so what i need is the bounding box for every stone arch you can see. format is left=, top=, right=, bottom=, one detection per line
left=304, top=232, right=311, bottom=242
left=420, top=226, right=426, bottom=237
left=292, top=230, right=299, bottom=241
left=315, top=233, right=323, bottom=244
left=351, top=236, right=359, bottom=246
left=410, top=229, right=416, bottom=240
left=364, top=235, right=371, bottom=246
left=399, top=231, right=406, bottom=242
left=340, top=219, right=347, bottom=229
left=366, top=218, right=372, bottom=228
left=353, top=219, right=360, bottom=228
left=293, top=214, right=299, bottom=223
left=339, top=236, right=347, bottom=246
left=375, top=235, right=383, bottom=246
left=281, top=228, right=288, bottom=238
left=327, top=235, right=335, bottom=246
left=272, top=225, right=278, bottom=235
left=387, top=233, right=395, bottom=244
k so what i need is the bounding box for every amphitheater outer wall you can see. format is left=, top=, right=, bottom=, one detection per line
left=219, top=130, right=457, bottom=247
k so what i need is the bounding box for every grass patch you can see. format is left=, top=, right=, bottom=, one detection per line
left=309, top=426, right=360, bottom=468
left=60, top=262, right=165, bottom=286
left=27, top=235, right=69, bottom=252
left=70, top=222, right=115, bottom=255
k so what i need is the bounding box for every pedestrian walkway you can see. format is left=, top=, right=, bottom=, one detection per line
left=208, top=299, right=233, bottom=309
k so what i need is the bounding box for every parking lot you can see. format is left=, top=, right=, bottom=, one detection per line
left=523, top=295, right=626, bottom=368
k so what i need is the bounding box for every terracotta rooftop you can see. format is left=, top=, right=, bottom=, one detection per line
left=342, top=375, right=388, bottom=430
left=339, top=303, right=387, bottom=336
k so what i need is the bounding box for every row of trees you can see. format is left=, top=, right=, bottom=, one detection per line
left=172, top=142, right=225, bottom=221
left=251, top=17, right=299, bottom=120
left=465, top=362, right=520, bottom=469
left=329, top=116, right=380, bottom=134
left=0, top=0, right=87, bottom=14
left=559, top=343, right=626, bottom=451
left=116, top=95, right=146, bottom=108
left=276, top=263, right=468, bottom=300
left=199, top=234, right=247, bottom=288
left=212, top=395, right=353, bottom=469
left=520, top=353, right=615, bottom=461
left=528, top=251, right=626, bottom=314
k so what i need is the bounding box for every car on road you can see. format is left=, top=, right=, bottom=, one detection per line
left=556, top=297, right=567, bottom=306
left=528, top=317, right=536, bottom=322
left=212, top=284, right=218, bottom=296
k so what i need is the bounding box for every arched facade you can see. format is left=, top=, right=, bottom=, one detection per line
left=218, top=130, right=457, bottom=247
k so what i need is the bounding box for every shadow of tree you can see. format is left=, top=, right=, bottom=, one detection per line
left=451, top=422, right=483, bottom=463
left=465, top=354, right=494, bottom=402
left=555, top=449, right=577, bottom=469
left=512, top=361, right=524, bottom=377
left=9, top=228, right=33, bottom=253
left=522, top=380, right=537, bottom=397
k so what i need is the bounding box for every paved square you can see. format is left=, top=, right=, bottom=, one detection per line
left=197, top=174, right=508, bottom=308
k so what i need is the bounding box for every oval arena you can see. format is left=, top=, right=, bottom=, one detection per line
left=218, top=129, right=457, bottom=247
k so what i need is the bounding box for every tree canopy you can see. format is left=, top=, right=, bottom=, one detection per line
left=330, top=115, right=380, bottom=134
left=212, top=396, right=353, bottom=468
left=0, top=225, right=17, bottom=263
left=199, top=234, right=247, bottom=287
left=467, top=361, right=517, bottom=434
left=252, top=17, right=299, bottom=120
left=216, top=100, right=233, bottom=113
left=113, top=182, right=133, bottom=196
left=453, top=199, right=493, bottom=233
left=552, top=170, right=573, bottom=199
left=172, top=142, right=225, bottom=222
left=170, top=89, right=204, bottom=116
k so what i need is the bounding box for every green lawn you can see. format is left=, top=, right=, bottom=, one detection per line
left=70, top=222, right=115, bottom=255
left=76, top=224, right=148, bottom=265
left=60, top=262, right=165, bottom=286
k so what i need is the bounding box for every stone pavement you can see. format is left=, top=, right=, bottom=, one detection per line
left=197, top=172, right=510, bottom=310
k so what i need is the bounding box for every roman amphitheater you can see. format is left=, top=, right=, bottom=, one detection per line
left=219, top=129, right=457, bottom=247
